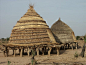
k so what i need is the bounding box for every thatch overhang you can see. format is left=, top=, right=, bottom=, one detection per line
left=5, top=5, right=59, bottom=47
left=51, top=18, right=77, bottom=44
left=3, top=42, right=60, bottom=47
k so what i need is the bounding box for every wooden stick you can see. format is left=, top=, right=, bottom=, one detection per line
left=57, top=48, right=60, bottom=56
left=14, top=50, right=16, bottom=57
left=48, top=47, right=51, bottom=56
left=27, top=47, right=30, bottom=56
left=36, top=48, right=39, bottom=56
left=20, top=48, right=23, bottom=57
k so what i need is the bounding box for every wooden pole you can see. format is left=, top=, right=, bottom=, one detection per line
left=14, top=50, right=16, bottom=57
left=68, top=44, right=70, bottom=49
left=42, top=48, right=44, bottom=55
left=45, top=47, right=47, bottom=55
left=66, top=44, right=67, bottom=48
left=76, top=42, right=78, bottom=49
left=13, top=49, right=14, bottom=55
left=66, top=44, right=68, bottom=48
left=3, top=51, right=5, bottom=57
left=19, top=49, right=21, bottom=55
left=72, top=43, right=74, bottom=50
left=20, top=48, right=23, bottom=57
left=36, top=48, right=39, bottom=56
left=48, top=47, right=51, bottom=56
left=27, top=47, right=30, bottom=56
left=57, top=48, right=60, bottom=56
left=5, top=47, right=8, bottom=57
left=8, top=49, right=9, bottom=56
left=3, top=47, right=6, bottom=57
left=64, top=45, right=65, bottom=50
left=23, top=48, right=24, bottom=55
left=69, top=43, right=70, bottom=49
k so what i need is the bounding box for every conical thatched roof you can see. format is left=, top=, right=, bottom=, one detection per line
left=7, top=5, right=57, bottom=46
left=51, top=18, right=76, bottom=44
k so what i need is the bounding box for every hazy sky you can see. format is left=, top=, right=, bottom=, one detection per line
left=0, top=0, right=86, bottom=38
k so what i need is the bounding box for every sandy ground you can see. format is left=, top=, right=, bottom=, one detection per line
left=0, top=40, right=86, bottom=65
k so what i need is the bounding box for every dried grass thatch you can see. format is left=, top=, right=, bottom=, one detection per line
left=7, top=6, right=57, bottom=46
left=51, top=18, right=76, bottom=44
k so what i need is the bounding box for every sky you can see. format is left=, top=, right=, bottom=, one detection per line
left=0, top=0, right=86, bottom=38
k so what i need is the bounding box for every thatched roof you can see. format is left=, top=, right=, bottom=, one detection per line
left=7, top=5, right=57, bottom=46
left=51, top=18, right=76, bottom=44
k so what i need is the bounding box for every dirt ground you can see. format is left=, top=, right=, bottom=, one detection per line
left=0, top=40, right=86, bottom=65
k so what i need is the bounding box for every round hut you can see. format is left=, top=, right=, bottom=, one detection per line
left=3, top=5, right=61, bottom=57
left=51, top=18, right=77, bottom=50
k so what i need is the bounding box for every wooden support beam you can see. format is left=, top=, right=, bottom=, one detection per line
left=3, top=47, right=6, bottom=57
left=42, top=52, right=44, bottom=55
left=76, top=43, right=77, bottom=49
left=27, top=47, right=30, bottom=56
left=8, top=50, right=9, bottom=56
left=57, top=48, right=60, bottom=56
left=19, top=49, right=21, bottom=55
left=13, top=49, right=14, bottom=55
left=20, top=48, right=23, bottom=57
left=64, top=45, right=65, bottom=50
left=14, top=50, right=16, bottom=57
left=72, top=43, right=74, bottom=50
left=66, top=44, right=68, bottom=48
left=66, top=44, right=67, bottom=48
left=23, top=48, right=24, bottom=55
left=68, top=44, right=70, bottom=49
left=5, top=47, right=8, bottom=57
left=44, top=47, right=47, bottom=54
left=48, top=47, right=51, bottom=56
left=76, top=42, right=78, bottom=49
left=42, top=48, right=44, bottom=55
left=36, top=48, right=39, bottom=56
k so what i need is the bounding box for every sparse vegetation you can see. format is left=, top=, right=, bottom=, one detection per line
left=76, top=36, right=80, bottom=40
left=0, top=37, right=9, bottom=45
left=0, top=43, right=2, bottom=45
left=74, top=52, right=78, bottom=58
left=84, top=34, right=86, bottom=43
left=31, top=47, right=37, bottom=65
left=8, top=61, right=11, bottom=65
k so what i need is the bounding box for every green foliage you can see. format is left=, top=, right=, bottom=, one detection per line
left=1, top=38, right=5, bottom=41
left=8, top=61, right=11, bottom=65
left=32, top=49, right=35, bottom=56
left=0, top=43, right=2, bottom=45
left=31, top=49, right=36, bottom=65
left=74, top=52, right=78, bottom=58
left=6, top=37, right=9, bottom=41
left=76, top=36, right=80, bottom=40
left=31, top=59, right=37, bottom=65
left=84, top=34, right=86, bottom=43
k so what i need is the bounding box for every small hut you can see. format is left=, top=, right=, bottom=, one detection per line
left=51, top=18, right=78, bottom=50
left=3, top=5, right=61, bottom=57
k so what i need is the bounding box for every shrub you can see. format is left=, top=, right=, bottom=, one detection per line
left=76, top=36, right=80, bottom=40
left=74, top=52, right=78, bottom=58
left=84, top=34, right=86, bottom=43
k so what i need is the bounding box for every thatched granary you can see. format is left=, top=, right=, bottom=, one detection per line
left=51, top=18, right=77, bottom=49
left=3, top=5, right=61, bottom=57
left=8, top=5, right=56, bottom=46
left=51, top=18, right=76, bottom=44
